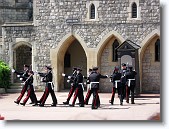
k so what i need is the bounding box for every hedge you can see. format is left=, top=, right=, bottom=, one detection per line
left=0, top=60, right=11, bottom=90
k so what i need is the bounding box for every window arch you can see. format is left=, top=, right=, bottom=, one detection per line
left=112, top=39, right=119, bottom=62
left=155, top=39, right=160, bottom=62
left=132, top=2, right=137, bottom=18
left=90, top=4, right=95, bottom=19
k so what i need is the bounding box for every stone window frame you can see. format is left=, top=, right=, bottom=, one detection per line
left=155, top=39, right=160, bottom=62
left=112, top=39, right=119, bottom=62
left=127, top=0, right=141, bottom=21
left=85, top=1, right=99, bottom=21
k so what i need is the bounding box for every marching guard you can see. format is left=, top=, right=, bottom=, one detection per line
left=12, top=64, right=36, bottom=105
left=109, top=66, right=123, bottom=105
left=62, top=67, right=80, bottom=105
left=125, top=66, right=137, bottom=104
left=20, top=70, right=38, bottom=106
left=69, top=68, right=84, bottom=107
left=37, top=66, right=57, bottom=107
left=88, top=67, right=108, bottom=109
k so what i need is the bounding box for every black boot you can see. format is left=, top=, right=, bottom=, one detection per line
left=63, top=101, right=69, bottom=105
left=14, top=101, right=19, bottom=105
left=20, top=102, right=25, bottom=106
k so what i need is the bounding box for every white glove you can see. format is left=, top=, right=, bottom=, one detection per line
left=41, top=78, right=43, bottom=82
left=62, top=73, right=66, bottom=77
left=68, top=76, right=71, bottom=79
left=21, top=82, right=25, bottom=85
left=106, top=75, right=109, bottom=78
left=84, top=82, right=87, bottom=85
left=12, top=69, right=15, bottom=73
left=67, top=80, right=70, bottom=83
left=34, top=70, right=38, bottom=74
left=20, top=78, right=23, bottom=81
left=17, top=75, right=20, bottom=78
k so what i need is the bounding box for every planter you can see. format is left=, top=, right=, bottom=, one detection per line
left=0, top=88, right=6, bottom=94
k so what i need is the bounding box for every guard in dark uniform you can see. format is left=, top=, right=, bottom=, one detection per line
left=20, top=70, right=38, bottom=106
left=84, top=68, right=92, bottom=105
left=89, top=67, right=108, bottom=109
left=109, top=66, right=122, bottom=105
left=38, top=66, right=57, bottom=107
left=120, top=63, right=127, bottom=105
left=69, top=68, right=84, bottom=107
left=125, top=66, right=137, bottom=104
left=12, top=65, right=35, bottom=105
left=62, top=67, right=80, bottom=105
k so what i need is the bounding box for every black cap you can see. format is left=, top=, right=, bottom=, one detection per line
left=89, top=68, right=92, bottom=72
left=73, top=67, right=77, bottom=71
left=24, top=64, right=29, bottom=68
left=121, top=63, right=126, bottom=66
left=92, top=67, right=99, bottom=71
left=45, top=66, right=52, bottom=70
left=77, top=67, right=82, bottom=71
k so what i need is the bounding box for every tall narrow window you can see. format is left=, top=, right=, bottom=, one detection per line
left=64, top=52, right=71, bottom=67
left=112, top=39, right=119, bottom=62
left=132, top=2, right=137, bottom=18
left=90, top=4, right=95, bottom=19
left=155, top=39, right=160, bottom=62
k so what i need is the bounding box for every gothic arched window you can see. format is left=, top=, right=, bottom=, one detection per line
left=132, top=2, right=137, bottom=18
left=112, top=39, right=119, bottom=62
left=90, top=4, right=95, bottom=19
left=155, top=39, right=160, bottom=62
left=64, top=52, right=71, bottom=67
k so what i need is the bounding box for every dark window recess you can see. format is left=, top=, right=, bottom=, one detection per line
left=64, top=53, right=71, bottom=68
left=155, top=39, right=160, bottom=62
left=132, top=2, right=137, bottom=18
left=112, top=39, right=119, bottom=62
left=90, top=4, right=95, bottom=19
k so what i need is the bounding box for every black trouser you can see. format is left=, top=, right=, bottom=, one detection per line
left=22, top=85, right=37, bottom=104
left=91, top=88, right=99, bottom=109
left=118, top=86, right=125, bottom=104
left=111, top=87, right=122, bottom=104
left=121, top=83, right=126, bottom=100
left=66, top=86, right=81, bottom=103
left=72, top=86, right=84, bottom=106
left=40, top=84, right=57, bottom=105
left=126, top=85, right=135, bottom=103
left=16, top=84, right=35, bottom=103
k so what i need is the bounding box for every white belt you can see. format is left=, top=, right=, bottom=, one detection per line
left=128, top=79, right=135, bottom=87
left=48, top=82, right=54, bottom=90
left=89, top=82, right=99, bottom=89
left=79, top=83, right=84, bottom=91
left=115, top=80, right=121, bottom=88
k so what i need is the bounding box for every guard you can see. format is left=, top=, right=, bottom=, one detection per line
left=109, top=66, right=122, bottom=105
left=69, top=68, right=84, bottom=107
left=38, top=66, right=57, bottom=107
left=125, top=66, right=137, bottom=104
left=88, top=67, right=108, bottom=109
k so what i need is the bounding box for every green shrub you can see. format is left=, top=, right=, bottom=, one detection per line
left=0, top=60, right=11, bottom=90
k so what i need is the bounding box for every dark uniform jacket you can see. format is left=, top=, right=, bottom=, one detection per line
left=110, top=72, right=122, bottom=87
left=125, top=70, right=137, bottom=86
left=74, top=73, right=83, bottom=88
left=15, top=70, right=29, bottom=81
left=89, top=71, right=107, bottom=89
left=120, top=69, right=127, bottom=84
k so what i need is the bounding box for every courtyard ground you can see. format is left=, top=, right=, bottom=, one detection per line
left=0, top=91, right=160, bottom=120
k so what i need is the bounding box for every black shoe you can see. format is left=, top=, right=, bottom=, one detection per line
left=79, top=104, right=84, bottom=107
left=131, top=102, right=135, bottom=104
left=37, top=100, right=41, bottom=103
left=20, top=102, right=25, bottom=106
left=126, top=100, right=129, bottom=103
left=29, top=102, right=34, bottom=104
left=32, top=103, right=38, bottom=106
left=69, top=104, right=74, bottom=107
left=14, top=101, right=19, bottom=105
left=109, top=100, right=113, bottom=105
left=91, top=106, right=98, bottom=109
left=84, top=101, right=88, bottom=105
left=76, top=102, right=81, bottom=105
left=63, top=101, right=69, bottom=105
left=39, top=104, right=44, bottom=107
left=120, top=102, right=123, bottom=106
left=51, top=104, right=56, bottom=107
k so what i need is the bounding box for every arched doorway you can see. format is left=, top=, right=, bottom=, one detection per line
left=13, top=44, right=32, bottom=82
left=64, top=39, right=87, bottom=89
left=99, top=37, right=121, bottom=92
left=141, top=36, right=160, bottom=93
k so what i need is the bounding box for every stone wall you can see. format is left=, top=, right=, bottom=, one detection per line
left=142, top=37, right=160, bottom=93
